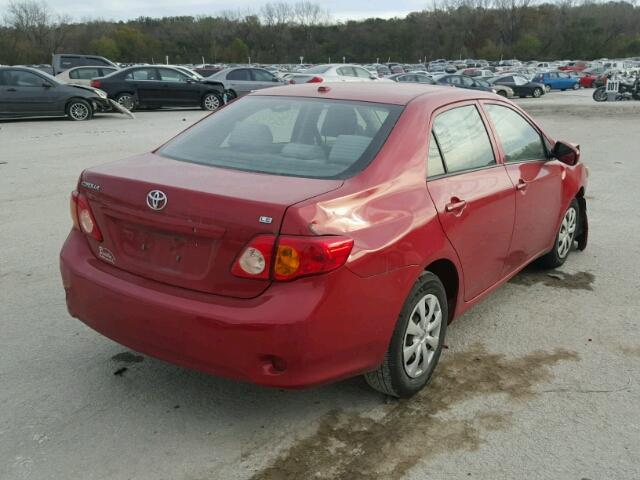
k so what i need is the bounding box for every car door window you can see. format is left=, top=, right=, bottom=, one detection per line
left=432, top=105, right=495, bottom=173
left=60, top=56, right=84, bottom=70
left=549, top=73, right=558, bottom=79
left=337, top=67, right=356, bottom=77
left=499, top=76, right=514, bottom=83
left=251, top=69, right=275, bottom=82
left=462, top=76, right=474, bottom=87
left=126, top=68, right=159, bottom=80
left=7, top=70, right=44, bottom=86
left=354, top=67, right=372, bottom=79
left=99, top=68, right=117, bottom=76
left=513, top=76, right=527, bottom=86
left=427, top=132, right=446, bottom=178
left=227, top=69, right=250, bottom=81
left=70, top=68, right=100, bottom=80
left=485, top=104, right=546, bottom=163
left=158, top=68, right=188, bottom=82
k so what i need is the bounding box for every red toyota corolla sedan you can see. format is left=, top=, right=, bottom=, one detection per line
left=60, top=83, right=588, bottom=397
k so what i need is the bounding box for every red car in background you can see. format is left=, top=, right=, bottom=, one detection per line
left=579, top=68, right=605, bottom=88
left=60, top=84, right=589, bottom=398
left=559, top=61, right=590, bottom=72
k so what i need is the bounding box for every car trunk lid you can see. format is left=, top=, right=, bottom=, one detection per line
left=80, top=153, right=343, bottom=298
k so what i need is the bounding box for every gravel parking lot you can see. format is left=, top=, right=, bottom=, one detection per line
left=1, top=90, right=639, bottom=480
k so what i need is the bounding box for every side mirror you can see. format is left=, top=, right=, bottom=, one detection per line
left=552, top=140, right=580, bottom=166
left=272, top=77, right=280, bottom=82
left=42, top=82, right=52, bottom=88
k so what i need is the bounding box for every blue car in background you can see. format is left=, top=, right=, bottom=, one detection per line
left=532, top=71, right=581, bottom=92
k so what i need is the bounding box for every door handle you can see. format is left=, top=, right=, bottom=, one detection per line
left=445, top=199, right=467, bottom=212
left=516, top=179, right=528, bottom=191
left=7, top=88, right=16, bottom=92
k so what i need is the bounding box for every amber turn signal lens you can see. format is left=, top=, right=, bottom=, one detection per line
left=275, top=245, right=301, bottom=277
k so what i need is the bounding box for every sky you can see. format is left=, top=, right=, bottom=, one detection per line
left=0, top=0, right=429, bottom=22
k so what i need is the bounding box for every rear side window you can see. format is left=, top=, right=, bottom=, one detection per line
left=158, top=96, right=402, bottom=180
left=432, top=105, right=495, bottom=174
left=485, top=104, right=546, bottom=163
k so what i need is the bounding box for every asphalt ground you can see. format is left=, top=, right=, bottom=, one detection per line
left=1, top=88, right=639, bottom=480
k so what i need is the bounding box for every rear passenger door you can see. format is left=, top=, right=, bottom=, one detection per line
left=426, top=103, right=516, bottom=300
left=482, top=102, right=563, bottom=271
left=126, top=68, right=163, bottom=104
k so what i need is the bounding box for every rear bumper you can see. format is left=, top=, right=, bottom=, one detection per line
left=60, top=230, right=417, bottom=388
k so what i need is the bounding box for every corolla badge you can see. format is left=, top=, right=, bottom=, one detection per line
left=146, top=190, right=168, bottom=211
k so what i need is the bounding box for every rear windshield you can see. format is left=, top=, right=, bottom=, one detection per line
left=158, top=96, right=402, bottom=179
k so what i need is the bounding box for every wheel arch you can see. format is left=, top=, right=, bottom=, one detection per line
left=424, top=258, right=460, bottom=323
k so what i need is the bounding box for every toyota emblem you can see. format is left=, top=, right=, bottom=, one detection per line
left=146, top=190, right=168, bottom=211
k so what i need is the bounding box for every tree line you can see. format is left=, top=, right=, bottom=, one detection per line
left=1, top=0, right=640, bottom=66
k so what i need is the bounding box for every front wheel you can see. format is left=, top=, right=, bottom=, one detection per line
left=533, top=87, right=543, bottom=98
left=537, top=199, right=579, bottom=269
left=364, top=272, right=448, bottom=398
left=572, top=83, right=580, bottom=90
left=66, top=99, right=93, bottom=121
left=201, top=92, right=222, bottom=111
left=593, top=87, right=607, bottom=102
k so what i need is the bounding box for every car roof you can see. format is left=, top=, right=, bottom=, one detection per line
left=251, top=82, right=497, bottom=106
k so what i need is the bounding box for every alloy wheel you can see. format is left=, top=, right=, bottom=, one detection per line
left=402, top=294, right=442, bottom=378
left=69, top=102, right=89, bottom=120
left=203, top=94, right=220, bottom=111
left=557, top=207, right=577, bottom=259
left=117, top=95, right=134, bottom=111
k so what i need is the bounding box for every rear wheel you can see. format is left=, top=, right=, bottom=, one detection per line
left=364, top=272, right=448, bottom=398
left=497, top=90, right=507, bottom=98
left=225, top=89, right=237, bottom=101
left=533, top=87, right=543, bottom=98
left=66, top=99, right=92, bottom=121
left=116, top=93, right=136, bottom=111
left=537, top=199, right=579, bottom=269
left=201, top=92, right=222, bottom=111
left=572, top=82, right=580, bottom=90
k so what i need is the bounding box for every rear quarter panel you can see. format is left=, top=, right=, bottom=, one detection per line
left=281, top=96, right=464, bottom=319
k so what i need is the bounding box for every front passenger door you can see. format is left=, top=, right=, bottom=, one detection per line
left=427, top=103, right=515, bottom=300
left=483, top=103, right=563, bottom=272
left=157, top=68, right=198, bottom=105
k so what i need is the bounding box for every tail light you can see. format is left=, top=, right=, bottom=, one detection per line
left=232, top=235, right=353, bottom=281
left=70, top=190, right=103, bottom=241
left=307, top=76, right=324, bottom=83
left=90, top=79, right=101, bottom=88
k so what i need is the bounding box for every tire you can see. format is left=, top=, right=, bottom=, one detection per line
left=225, top=89, right=237, bottom=101
left=116, top=93, right=136, bottom=111
left=572, top=82, right=580, bottom=90
left=593, top=87, right=607, bottom=102
left=533, top=87, right=543, bottom=98
left=561, top=88, right=566, bottom=91
left=497, top=90, right=507, bottom=98
left=537, top=199, right=579, bottom=269
left=201, top=92, right=222, bottom=111
left=545, top=85, right=551, bottom=93
left=364, top=272, right=448, bottom=398
left=66, top=99, right=93, bottom=121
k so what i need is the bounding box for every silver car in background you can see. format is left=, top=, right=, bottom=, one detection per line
left=207, top=67, right=283, bottom=99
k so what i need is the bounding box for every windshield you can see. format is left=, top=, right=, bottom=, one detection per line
left=158, top=96, right=402, bottom=179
